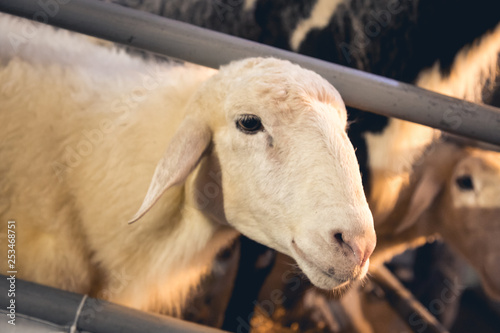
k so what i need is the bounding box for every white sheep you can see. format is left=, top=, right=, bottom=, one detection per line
left=0, top=14, right=376, bottom=313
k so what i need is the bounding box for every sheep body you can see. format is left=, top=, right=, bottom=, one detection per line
left=0, top=15, right=222, bottom=311
left=0, top=14, right=376, bottom=313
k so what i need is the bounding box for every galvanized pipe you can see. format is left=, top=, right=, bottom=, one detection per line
left=0, top=275, right=228, bottom=333
left=0, top=0, right=499, bottom=145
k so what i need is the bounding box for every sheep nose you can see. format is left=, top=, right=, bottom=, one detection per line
left=333, top=231, right=376, bottom=267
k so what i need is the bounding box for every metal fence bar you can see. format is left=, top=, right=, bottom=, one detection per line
left=0, top=0, right=499, bottom=146
left=0, top=275, right=228, bottom=333
left=370, top=266, right=449, bottom=333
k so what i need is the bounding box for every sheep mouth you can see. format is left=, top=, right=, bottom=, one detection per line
left=291, top=239, right=352, bottom=284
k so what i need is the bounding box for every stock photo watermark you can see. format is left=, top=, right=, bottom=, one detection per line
left=6, top=220, right=17, bottom=326
left=51, top=64, right=168, bottom=182
left=408, top=277, right=465, bottom=333
left=7, top=0, right=73, bottom=52
left=212, top=0, right=245, bottom=22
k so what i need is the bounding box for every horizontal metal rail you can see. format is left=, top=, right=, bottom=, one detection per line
left=0, top=0, right=499, bottom=146
left=0, top=275, right=228, bottom=333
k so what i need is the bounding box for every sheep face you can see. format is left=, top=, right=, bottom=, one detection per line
left=204, top=58, right=376, bottom=290
left=441, top=148, right=500, bottom=301
left=393, top=143, right=500, bottom=301
left=131, top=58, right=376, bottom=292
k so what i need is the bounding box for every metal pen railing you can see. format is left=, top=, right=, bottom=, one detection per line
left=1, top=0, right=499, bottom=145
left=0, top=275, right=228, bottom=333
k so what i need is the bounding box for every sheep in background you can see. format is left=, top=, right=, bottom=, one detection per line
left=0, top=14, right=376, bottom=314
left=341, top=139, right=500, bottom=333
left=373, top=140, right=500, bottom=296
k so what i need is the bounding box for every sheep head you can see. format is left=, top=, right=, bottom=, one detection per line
left=389, top=141, right=500, bottom=301
left=441, top=146, right=500, bottom=301
left=130, top=57, right=376, bottom=292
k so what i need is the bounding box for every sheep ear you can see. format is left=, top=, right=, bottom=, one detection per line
left=395, top=170, right=444, bottom=234
left=128, top=118, right=211, bottom=224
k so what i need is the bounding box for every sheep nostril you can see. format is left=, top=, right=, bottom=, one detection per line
left=331, top=230, right=371, bottom=266
left=334, top=232, right=344, bottom=246
left=331, top=231, right=374, bottom=267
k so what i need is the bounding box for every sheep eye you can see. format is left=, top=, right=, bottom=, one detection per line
left=236, top=114, right=263, bottom=134
left=455, top=175, right=474, bottom=191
